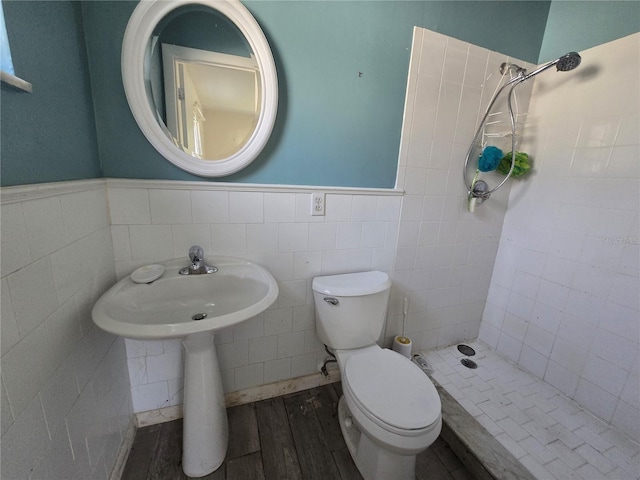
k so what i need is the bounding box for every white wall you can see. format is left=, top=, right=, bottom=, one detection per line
left=107, top=182, right=401, bottom=413
left=480, top=33, right=639, bottom=443
left=1, top=181, right=133, bottom=480
left=391, top=27, right=535, bottom=351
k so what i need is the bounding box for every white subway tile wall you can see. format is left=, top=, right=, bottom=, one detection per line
left=110, top=187, right=401, bottom=412
left=480, top=33, right=640, bottom=443
left=1, top=183, right=132, bottom=480
left=392, top=27, right=535, bottom=353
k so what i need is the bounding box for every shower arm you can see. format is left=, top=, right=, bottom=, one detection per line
left=463, top=73, right=525, bottom=197
left=520, top=58, right=560, bottom=82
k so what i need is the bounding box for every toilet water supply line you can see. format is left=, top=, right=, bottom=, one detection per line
left=321, top=344, right=337, bottom=377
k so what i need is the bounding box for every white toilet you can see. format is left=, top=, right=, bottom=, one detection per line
left=312, top=271, right=442, bottom=480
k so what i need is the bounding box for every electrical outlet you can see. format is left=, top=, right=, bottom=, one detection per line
left=311, top=192, right=325, bottom=216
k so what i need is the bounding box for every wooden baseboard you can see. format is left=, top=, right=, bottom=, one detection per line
left=136, top=405, right=183, bottom=428
left=136, top=369, right=341, bottom=428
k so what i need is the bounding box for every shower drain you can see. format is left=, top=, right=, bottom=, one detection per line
left=461, top=358, right=478, bottom=369
left=457, top=344, right=476, bottom=356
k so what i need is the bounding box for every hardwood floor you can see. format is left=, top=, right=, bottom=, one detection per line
left=122, top=383, right=475, bottom=480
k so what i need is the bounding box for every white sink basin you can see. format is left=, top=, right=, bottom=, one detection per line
left=92, top=256, right=279, bottom=340
left=92, top=255, right=279, bottom=477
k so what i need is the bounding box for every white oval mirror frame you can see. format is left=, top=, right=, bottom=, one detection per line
left=122, top=0, right=278, bottom=177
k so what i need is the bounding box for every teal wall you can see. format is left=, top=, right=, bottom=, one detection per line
left=82, top=0, right=550, bottom=188
left=1, top=1, right=101, bottom=187
left=2, top=0, right=551, bottom=187
left=3, top=1, right=638, bottom=188
left=539, top=1, right=640, bottom=63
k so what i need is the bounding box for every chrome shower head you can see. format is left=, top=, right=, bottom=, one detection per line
left=521, top=51, right=582, bottom=81
left=556, top=52, right=581, bottom=71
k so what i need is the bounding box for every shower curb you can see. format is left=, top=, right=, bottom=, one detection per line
left=434, top=382, right=536, bottom=480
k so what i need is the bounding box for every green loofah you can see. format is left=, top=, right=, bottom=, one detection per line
left=497, top=151, right=531, bottom=177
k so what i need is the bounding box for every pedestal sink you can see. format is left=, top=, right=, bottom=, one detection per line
left=92, top=256, right=278, bottom=477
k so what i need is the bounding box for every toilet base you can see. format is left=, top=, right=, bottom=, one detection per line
left=338, top=397, right=416, bottom=480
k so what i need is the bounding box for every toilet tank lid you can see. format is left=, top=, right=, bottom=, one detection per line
left=312, top=271, right=391, bottom=297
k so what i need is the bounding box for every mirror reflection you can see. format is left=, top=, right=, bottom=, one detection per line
left=145, top=5, right=261, bottom=161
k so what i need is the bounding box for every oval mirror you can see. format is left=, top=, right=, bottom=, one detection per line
left=122, top=0, right=278, bottom=177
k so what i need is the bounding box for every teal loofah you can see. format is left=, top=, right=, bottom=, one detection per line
left=478, top=146, right=503, bottom=172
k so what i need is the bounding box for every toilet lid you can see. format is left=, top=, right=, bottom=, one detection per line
left=343, top=349, right=441, bottom=430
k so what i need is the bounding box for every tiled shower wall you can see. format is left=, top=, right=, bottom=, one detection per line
left=479, top=33, right=639, bottom=443
left=107, top=182, right=402, bottom=412
left=0, top=181, right=133, bottom=480
left=390, top=27, right=535, bottom=351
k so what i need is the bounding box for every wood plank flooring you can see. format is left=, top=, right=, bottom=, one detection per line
left=122, top=383, right=475, bottom=480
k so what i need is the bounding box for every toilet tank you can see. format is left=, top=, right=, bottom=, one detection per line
left=312, top=271, right=391, bottom=350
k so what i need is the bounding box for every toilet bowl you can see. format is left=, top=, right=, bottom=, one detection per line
left=312, top=271, right=442, bottom=480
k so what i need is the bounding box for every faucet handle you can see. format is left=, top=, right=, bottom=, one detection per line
left=188, top=245, right=204, bottom=262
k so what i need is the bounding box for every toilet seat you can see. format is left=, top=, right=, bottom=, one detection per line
left=342, top=348, right=441, bottom=434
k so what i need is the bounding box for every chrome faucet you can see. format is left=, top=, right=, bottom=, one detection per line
left=179, top=245, right=218, bottom=275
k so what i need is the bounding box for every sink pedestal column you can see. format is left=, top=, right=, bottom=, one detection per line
left=182, top=332, right=228, bottom=477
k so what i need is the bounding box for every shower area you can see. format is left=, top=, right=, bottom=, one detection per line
left=393, top=26, right=639, bottom=478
